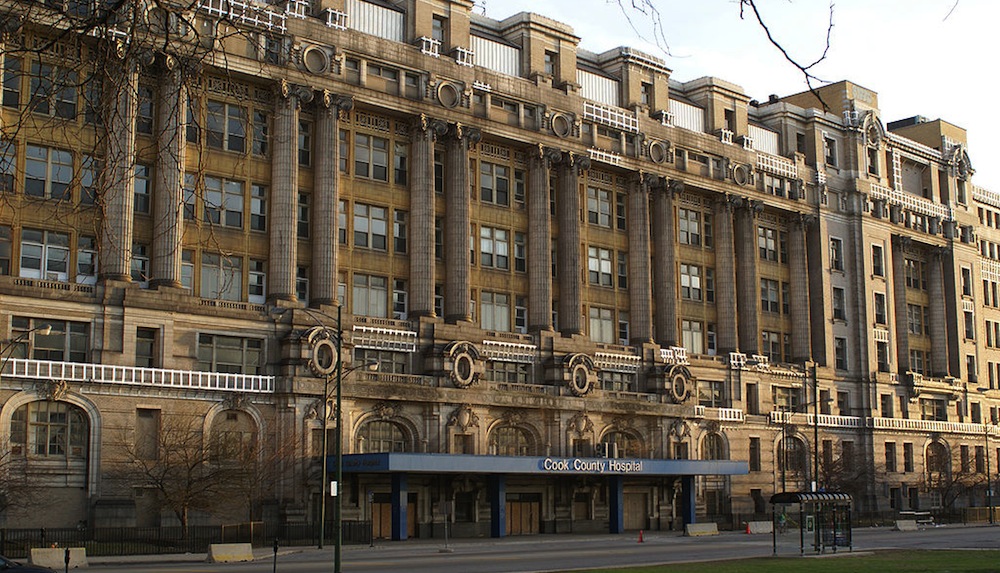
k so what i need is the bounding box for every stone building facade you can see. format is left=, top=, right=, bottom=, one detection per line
left=0, top=0, right=997, bottom=533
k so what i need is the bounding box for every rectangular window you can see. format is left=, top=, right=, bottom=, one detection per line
left=0, top=140, right=15, bottom=192
left=298, top=121, right=312, bottom=166
left=354, top=133, right=388, bottom=181
left=353, top=274, right=388, bottom=317
left=514, top=296, right=527, bottom=333
left=248, top=259, right=266, bottom=304
left=514, top=169, right=525, bottom=206
left=587, top=187, right=612, bottom=227
left=135, top=408, right=160, bottom=460
left=480, top=227, right=509, bottom=269
left=757, top=226, right=777, bottom=261
left=681, top=320, right=704, bottom=355
left=25, top=145, right=72, bottom=200
left=136, top=86, right=154, bottom=134
left=183, top=173, right=196, bottom=220
left=76, top=235, right=97, bottom=284
left=874, top=292, right=887, bottom=325
left=678, top=208, right=701, bottom=246
left=904, top=259, right=927, bottom=290
left=903, top=443, right=914, bottom=472
left=393, top=210, right=407, bottom=253
left=2, top=55, right=21, bottom=108
left=181, top=250, right=194, bottom=291
left=29, top=61, right=76, bottom=119
left=200, top=253, right=242, bottom=301
left=885, top=442, right=897, bottom=473
left=761, top=331, right=782, bottom=361
left=20, top=228, right=69, bottom=281
left=133, top=163, right=151, bottom=214
left=197, top=334, right=262, bottom=374
left=250, top=184, right=267, bottom=231
left=907, top=304, right=927, bottom=335
left=252, top=109, right=268, bottom=155
left=296, top=266, right=309, bottom=304
left=877, top=341, right=890, bottom=372
left=135, top=327, right=158, bottom=368
left=830, top=237, right=844, bottom=271
left=480, top=162, right=510, bottom=206
left=0, top=225, right=9, bottom=275
left=352, top=203, right=388, bottom=250
left=589, top=307, right=615, bottom=343
left=834, top=337, right=848, bottom=370
left=832, top=287, right=846, bottom=320
left=588, top=247, right=613, bottom=287
left=760, top=278, right=779, bottom=312
left=681, top=264, right=703, bottom=301
left=872, top=244, right=885, bottom=276
left=617, top=251, right=628, bottom=289
left=880, top=394, right=894, bottom=417
left=355, top=348, right=408, bottom=375
left=297, top=192, right=310, bottom=238
left=388, top=279, right=406, bottom=319
left=481, top=291, right=510, bottom=332
left=12, top=317, right=88, bottom=363
left=749, top=437, right=761, bottom=472
left=393, top=141, right=408, bottom=186
left=80, top=155, right=98, bottom=205
left=616, top=193, right=626, bottom=231
left=206, top=100, right=246, bottom=152
left=618, top=311, right=630, bottom=345
left=824, top=135, right=837, bottom=166
left=513, top=232, right=526, bottom=272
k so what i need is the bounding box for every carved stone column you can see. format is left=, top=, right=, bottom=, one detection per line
left=713, top=196, right=738, bottom=354
left=928, top=248, right=950, bottom=376
left=100, top=57, right=139, bottom=281
left=891, top=235, right=911, bottom=374
left=410, top=115, right=446, bottom=317
left=528, top=146, right=559, bottom=331
left=268, top=81, right=306, bottom=302
left=734, top=200, right=761, bottom=355
left=444, top=124, right=480, bottom=322
left=652, top=179, right=680, bottom=346
left=627, top=174, right=654, bottom=344
left=312, top=91, right=353, bottom=306
left=150, top=58, right=185, bottom=288
left=557, top=153, right=589, bottom=336
left=789, top=215, right=813, bottom=362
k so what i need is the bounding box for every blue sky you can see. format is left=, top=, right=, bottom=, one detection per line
left=487, top=0, right=999, bottom=192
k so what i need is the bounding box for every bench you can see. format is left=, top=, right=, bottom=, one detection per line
left=898, top=511, right=934, bottom=526
left=30, top=547, right=88, bottom=569
left=207, top=543, right=254, bottom=563
left=684, top=523, right=719, bottom=537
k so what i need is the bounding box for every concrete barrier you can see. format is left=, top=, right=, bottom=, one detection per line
left=684, top=523, right=719, bottom=537
left=30, top=547, right=88, bottom=569
left=894, top=519, right=919, bottom=531
left=745, top=520, right=773, bottom=534
left=207, top=543, right=254, bottom=563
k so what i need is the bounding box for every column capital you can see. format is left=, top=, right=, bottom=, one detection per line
left=562, top=151, right=590, bottom=173
left=448, top=122, right=482, bottom=148
left=792, top=212, right=817, bottom=229
left=319, top=90, right=354, bottom=116
left=276, top=80, right=314, bottom=106
left=529, top=144, right=563, bottom=169
left=414, top=114, right=449, bottom=140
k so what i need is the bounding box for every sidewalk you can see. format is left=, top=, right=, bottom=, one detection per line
left=85, top=530, right=689, bottom=566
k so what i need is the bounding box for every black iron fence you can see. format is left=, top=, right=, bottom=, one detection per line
left=0, top=520, right=371, bottom=559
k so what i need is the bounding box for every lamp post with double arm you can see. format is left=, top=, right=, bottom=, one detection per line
left=292, top=305, right=376, bottom=572
left=0, top=323, right=52, bottom=377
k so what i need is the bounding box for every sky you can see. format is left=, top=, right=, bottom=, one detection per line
left=483, top=0, right=1000, bottom=192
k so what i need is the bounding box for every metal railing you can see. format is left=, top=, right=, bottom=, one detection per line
left=2, top=358, right=274, bottom=393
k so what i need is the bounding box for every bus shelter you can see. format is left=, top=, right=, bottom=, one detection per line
left=770, top=491, right=852, bottom=555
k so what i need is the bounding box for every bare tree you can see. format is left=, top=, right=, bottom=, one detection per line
left=0, top=437, right=42, bottom=524
left=110, top=414, right=241, bottom=533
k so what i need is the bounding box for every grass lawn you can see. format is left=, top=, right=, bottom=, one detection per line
left=564, top=550, right=1000, bottom=573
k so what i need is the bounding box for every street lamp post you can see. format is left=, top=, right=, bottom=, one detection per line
left=0, top=324, right=52, bottom=375
left=296, top=305, right=376, bottom=572
left=810, top=362, right=819, bottom=493
left=987, top=424, right=994, bottom=525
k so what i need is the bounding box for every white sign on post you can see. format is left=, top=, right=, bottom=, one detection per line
left=330, top=481, right=338, bottom=497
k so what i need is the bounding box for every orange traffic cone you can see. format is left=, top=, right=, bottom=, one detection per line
left=745, top=522, right=751, bottom=534
left=638, top=529, right=644, bottom=543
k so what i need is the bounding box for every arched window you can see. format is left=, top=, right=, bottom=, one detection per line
left=211, top=409, right=257, bottom=461
left=357, top=420, right=408, bottom=453
left=601, top=431, right=642, bottom=458
left=701, top=433, right=726, bottom=461
left=10, top=401, right=88, bottom=459
left=490, top=426, right=534, bottom=456
left=778, top=437, right=807, bottom=473
left=926, top=441, right=949, bottom=476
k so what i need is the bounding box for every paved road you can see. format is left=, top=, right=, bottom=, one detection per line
left=81, top=525, right=1000, bottom=573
